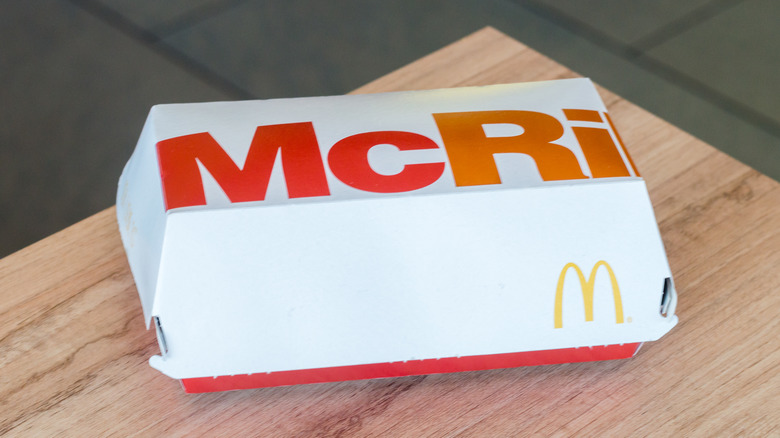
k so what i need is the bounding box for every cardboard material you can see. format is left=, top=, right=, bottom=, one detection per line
left=117, top=79, right=677, bottom=393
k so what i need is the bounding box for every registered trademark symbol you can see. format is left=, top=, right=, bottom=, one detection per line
left=627, top=316, right=633, bottom=323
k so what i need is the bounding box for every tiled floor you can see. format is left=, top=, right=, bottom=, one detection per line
left=1, top=0, right=778, bottom=257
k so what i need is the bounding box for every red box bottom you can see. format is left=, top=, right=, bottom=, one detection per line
left=181, top=343, right=641, bottom=393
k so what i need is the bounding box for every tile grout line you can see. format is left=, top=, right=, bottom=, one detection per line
left=628, top=55, right=780, bottom=138
left=630, top=0, right=744, bottom=52
left=66, top=0, right=256, bottom=101
left=510, top=0, right=643, bottom=58
left=514, top=0, right=780, bottom=140
left=152, top=0, right=251, bottom=40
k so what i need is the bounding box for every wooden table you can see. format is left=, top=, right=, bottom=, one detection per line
left=2, top=27, right=778, bottom=436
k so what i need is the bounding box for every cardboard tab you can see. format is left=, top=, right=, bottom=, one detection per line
left=117, top=79, right=677, bottom=393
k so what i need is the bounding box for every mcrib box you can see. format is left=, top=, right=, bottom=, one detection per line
left=117, top=79, right=677, bottom=393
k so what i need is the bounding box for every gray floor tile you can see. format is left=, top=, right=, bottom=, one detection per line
left=646, top=0, right=780, bottom=128
left=95, top=0, right=229, bottom=36
left=161, top=0, right=487, bottom=99
left=521, top=0, right=714, bottom=45
left=0, top=1, right=231, bottom=257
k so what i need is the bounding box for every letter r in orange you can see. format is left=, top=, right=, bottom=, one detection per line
left=433, top=110, right=586, bottom=186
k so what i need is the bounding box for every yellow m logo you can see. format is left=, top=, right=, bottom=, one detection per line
left=554, top=261, right=625, bottom=329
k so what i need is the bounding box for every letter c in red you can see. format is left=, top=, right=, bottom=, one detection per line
left=327, top=131, right=445, bottom=193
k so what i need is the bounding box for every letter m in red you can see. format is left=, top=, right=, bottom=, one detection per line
left=156, top=122, right=330, bottom=210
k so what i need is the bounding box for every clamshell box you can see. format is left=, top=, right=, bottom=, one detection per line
left=117, top=79, right=677, bottom=393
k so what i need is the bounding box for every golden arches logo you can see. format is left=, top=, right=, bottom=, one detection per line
left=554, top=261, right=625, bottom=329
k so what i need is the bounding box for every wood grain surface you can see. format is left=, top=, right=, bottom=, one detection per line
left=1, top=27, right=778, bottom=436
